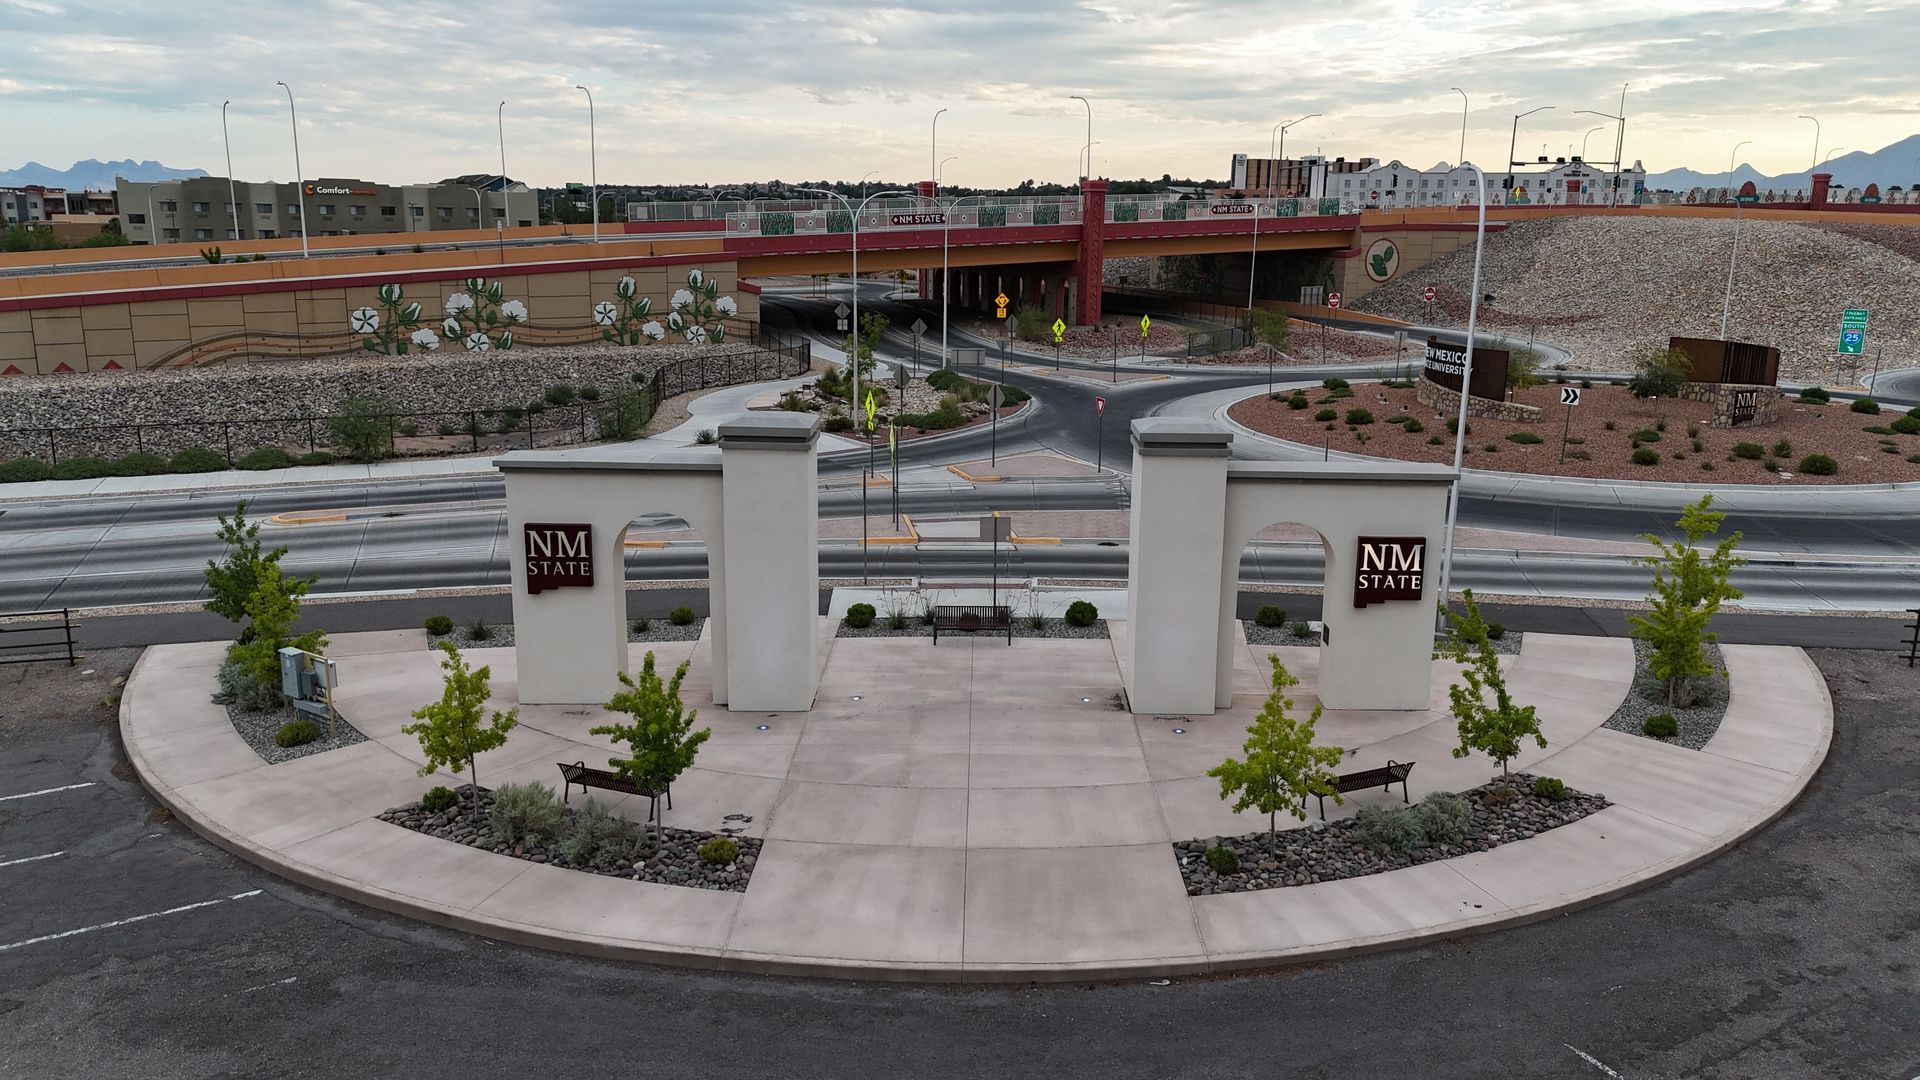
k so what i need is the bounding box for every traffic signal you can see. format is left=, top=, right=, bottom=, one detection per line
left=1502, top=176, right=1514, bottom=190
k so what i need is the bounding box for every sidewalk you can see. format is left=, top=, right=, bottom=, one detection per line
left=124, top=624, right=1829, bottom=982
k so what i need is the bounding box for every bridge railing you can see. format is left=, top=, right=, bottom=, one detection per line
left=1104, top=195, right=1347, bottom=222
left=723, top=197, right=1085, bottom=238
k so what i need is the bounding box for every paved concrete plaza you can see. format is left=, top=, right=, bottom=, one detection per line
left=123, top=623, right=1830, bottom=981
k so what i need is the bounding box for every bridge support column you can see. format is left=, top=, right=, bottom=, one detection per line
left=1073, top=179, right=1108, bottom=327
left=917, top=180, right=937, bottom=299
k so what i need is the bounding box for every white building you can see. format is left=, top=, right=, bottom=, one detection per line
left=1329, top=159, right=1649, bottom=208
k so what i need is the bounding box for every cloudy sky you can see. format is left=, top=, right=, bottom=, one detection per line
left=2, top=0, right=1916, bottom=187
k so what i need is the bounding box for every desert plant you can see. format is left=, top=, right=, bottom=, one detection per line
left=401, top=641, right=519, bottom=810
left=236, top=447, right=295, bottom=471
left=1436, top=589, right=1543, bottom=776
left=0, top=458, right=54, bottom=483
left=1064, top=600, right=1099, bottom=627
left=466, top=618, right=494, bottom=642
left=1629, top=429, right=1660, bottom=444
left=1203, top=845, right=1240, bottom=875
left=489, top=781, right=564, bottom=847
left=1763, top=458, right=1779, bottom=472
left=1506, top=431, right=1543, bottom=445
left=1771, top=438, right=1792, bottom=458
left=1796, top=386, right=1830, bottom=404
left=420, top=785, right=459, bottom=813
left=328, top=394, right=398, bottom=462
left=1642, top=713, right=1679, bottom=738
left=1207, top=656, right=1346, bottom=855
left=1413, top=791, right=1472, bottom=845
left=1798, top=453, right=1838, bottom=476
left=594, top=389, right=653, bottom=441
left=1505, top=346, right=1544, bottom=388
left=1486, top=621, right=1506, bottom=641
left=1851, top=397, right=1881, bottom=415
left=1891, top=415, right=1920, bottom=436
left=1288, top=620, right=1315, bottom=639
left=1344, top=407, right=1375, bottom=425
left=199, top=245, right=224, bottom=265
left=1632, top=448, right=1660, bottom=466
left=1254, top=604, right=1287, bottom=628
left=423, top=614, right=454, bottom=636
left=275, top=719, right=320, bottom=747
left=698, top=836, right=740, bottom=865
left=1314, top=408, right=1338, bottom=422
left=545, top=383, right=577, bottom=406
left=694, top=428, right=718, bottom=445
left=1532, top=775, right=1568, bottom=801
left=1402, top=418, right=1425, bottom=433
left=630, top=617, right=652, bottom=635
left=669, top=606, right=696, bottom=626
left=169, top=447, right=227, bottom=473
left=1628, top=345, right=1692, bottom=399
left=1732, top=442, right=1765, bottom=460
left=590, top=651, right=711, bottom=839
left=1322, top=377, right=1349, bottom=391
left=1287, top=392, right=1310, bottom=410
left=845, top=602, right=876, bottom=629
left=1354, top=804, right=1424, bottom=854
left=109, top=452, right=169, bottom=476
left=212, top=654, right=283, bottom=712
left=1629, top=495, right=1744, bottom=707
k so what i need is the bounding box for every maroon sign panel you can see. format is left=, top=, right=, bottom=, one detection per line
left=524, top=523, right=594, bottom=595
left=1209, top=203, right=1255, bottom=215
left=888, top=212, right=946, bottom=227
left=1353, top=536, right=1426, bottom=608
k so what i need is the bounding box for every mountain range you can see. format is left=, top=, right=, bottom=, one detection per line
left=1644, top=135, right=1920, bottom=191
left=0, top=159, right=206, bottom=189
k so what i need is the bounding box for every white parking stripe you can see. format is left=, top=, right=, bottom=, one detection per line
left=1565, top=1044, right=1624, bottom=1078
left=0, top=782, right=97, bottom=802
left=0, top=851, right=65, bottom=869
left=0, top=890, right=263, bottom=953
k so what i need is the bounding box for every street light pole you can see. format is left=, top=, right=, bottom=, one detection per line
left=1070, top=95, right=1092, bottom=180
left=940, top=193, right=989, bottom=369
left=1449, top=87, right=1468, bottom=165
left=1575, top=106, right=1626, bottom=207
left=574, top=85, right=597, bottom=241
left=1581, top=126, right=1604, bottom=162
left=1436, top=164, right=1489, bottom=626
left=800, top=186, right=912, bottom=422
left=274, top=81, right=308, bottom=258
left=1507, top=105, right=1555, bottom=204
left=931, top=108, right=947, bottom=189
left=1275, top=113, right=1318, bottom=189
left=937, top=156, right=957, bottom=188
left=1720, top=139, right=1751, bottom=339
left=1798, top=115, right=1820, bottom=171
left=220, top=101, right=241, bottom=242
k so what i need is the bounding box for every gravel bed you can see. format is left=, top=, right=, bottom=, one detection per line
left=1175, top=772, right=1607, bottom=896
left=378, top=786, right=759, bottom=892
left=428, top=618, right=706, bottom=651
left=225, top=700, right=367, bottom=763
left=835, top=617, right=1110, bottom=640
left=1244, top=619, right=1523, bottom=655
left=1603, top=637, right=1729, bottom=749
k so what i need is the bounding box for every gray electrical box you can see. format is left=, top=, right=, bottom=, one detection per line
left=277, top=647, right=339, bottom=720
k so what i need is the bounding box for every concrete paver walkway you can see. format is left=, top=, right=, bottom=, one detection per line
left=123, top=625, right=1829, bottom=981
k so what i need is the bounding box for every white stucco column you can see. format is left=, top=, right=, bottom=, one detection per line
left=718, top=413, right=821, bottom=711
left=1124, top=418, right=1233, bottom=715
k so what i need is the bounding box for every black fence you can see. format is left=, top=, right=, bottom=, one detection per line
left=0, top=609, right=79, bottom=667
left=2, top=334, right=811, bottom=471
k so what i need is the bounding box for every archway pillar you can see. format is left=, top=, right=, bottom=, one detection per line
left=1124, top=419, right=1234, bottom=715
left=718, top=413, right=820, bottom=710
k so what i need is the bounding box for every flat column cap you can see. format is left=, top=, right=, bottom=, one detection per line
left=720, top=411, right=820, bottom=450
left=1131, top=417, right=1233, bottom=456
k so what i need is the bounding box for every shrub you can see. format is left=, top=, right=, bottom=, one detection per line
left=170, top=447, right=228, bottom=473
left=1064, top=600, right=1099, bottom=627
left=1763, top=458, right=1779, bottom=472
left=579, top=386, right=601, bottom=402
left=1314, top=408, right=1338, bottom=422
left=1506, top=431, right=1543, bottom=445
left=1629, top=429, right=1660, bottom=443
left=1655, top=419, right=1668, bottom=433
left=669, top=606, right=696, bottom=626
left=1203, top=845, right=1240, bottom=874
left=275, top=719, right=320, bottom=748
left=545, top=384, right=577, bottom=406
left=1892, top=415, right=1920, bottom=436
left=1344, top=408, right=1375, bottom=425
left=1402, top=418, right=1424, bottom=433
left=466, top=618, right=493, bottom=642
left=590, top=651, right=710, bottom=844
left=1798, top=453, right=1838, bottom=476
left=0, top=458, right=53, bottom=483
left=630, top=617, right=652, bottom=634
left=1254, top=604, right=1287, bottom=628
left=422, top=614, right=454, bottom=636
left=212, top=656, right=284, bottom=711
left=490, top=781, right=565, bottom=847
left=237, top=447, right=295, bottom=471
left=1642, top=713, right=1679, bottom=738
left=1286, top=392, right=1310, bottom=410
left=1770, top=438, right=1792, bottom=458
left=845, top=602, right=876, bottom=628
left=1700, top=461, right=1714, bottom=471
left=1322, top=377, right=1349, bottom=391
left=698, top=836, right=740, bottom=865
left=694, top=428, right=718, bottom=445
left=295, top=451, right=333, bottom=466
left=1486, top=621, right=1506, bottom=640
left=1565, top=436, right=1585, bottom=445
left=1732, top=442, right=1765, bottom=460
left=421, top=785, right=459, bottom=813
left=1355, top=804, right=1425, bottom=854
left=1796, top=386, right=1830, bottom=404
left=1445, top=417, right=1471, bottom=436
left=107, top=451, right=169, bottom=476
left=1427, top=435, right=1444, bottom=445
left=1533, top=776, right=1568, bottom=801
left=558, top=798, right=643, bottom=867
left=1413, top=792, right=1472, bottom=846
left=1851, top=397, right=1881, bottom=414
left=1580, top=379, right=1594, bottom=389
left=1865, top=425, right=1896, bottom=436
left=1627, top=346, right=1692, bottom=399
left=823, top=414, right=854, bottom=433
left=1632, top=448, right=1660, bottom=466
left=1287, top=620, right=1315, bottom=639
left=1603, top=420, right=1617, bottom=431
left=327, top=395, right=397, bottom=462
left=437, top=420, right=462, bottom=437
left=1691, top=439, right=1704, bottom=453
left=885, top=609, right=910, bottom=631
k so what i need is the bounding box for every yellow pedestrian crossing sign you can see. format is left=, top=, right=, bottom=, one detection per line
left=864, top=390, right=876, bottom=431
left=1139, top=313, right=1151, bottom=338
left=1052, top=317, right=1066, bottom=344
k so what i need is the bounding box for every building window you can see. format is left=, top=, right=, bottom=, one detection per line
left=286, top=205, right=300, bottom=216
left=318, top=204, right=335, bottom=217
left=255, top=202, right=273, bottom=215
left=259, top=230, right=277, bottom=239
left=380, top=205, right=396, bottom=217
left=227, top=229, right=239, bottom=240
left=350, top=204, right=366, bottom=218
left=159, top=200, right=177, bottom=212
left=409, top=205, right=423, bottom=218
left=191, top=201, right=210, bottom=213
left=162, top=228, right=180, bottom=239
left=128, top=213, right=147, bottom=224
left=438, top=207, right=452, bottom=220
left=193, top=228, right=213, bottom=239
left=467, top=207, right=479, bottom=220
left=493, top=208, right=505, bottom=220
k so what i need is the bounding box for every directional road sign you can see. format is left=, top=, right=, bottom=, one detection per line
left=1838, top=308, right=1869, bottom=355
left=994, top=292, right=1010, bottom=318
left=1139, top=313, right=1152, bottom=337
left=835, top=302, right=851, bottom=332
left=1328, top=293, right=1342, bottom=310
left=1052, top=317, right=1067, bottom=344
left=910, top=318, right=928, bottom=336
left=987, top=385, right=1005, bottom=409
left=1559, top=386, right=1581, bottom=406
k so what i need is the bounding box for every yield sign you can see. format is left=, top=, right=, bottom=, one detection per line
left=1095, top=396, right=1106, bottom=416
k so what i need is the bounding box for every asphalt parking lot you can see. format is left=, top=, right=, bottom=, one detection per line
left=2, top=644, right=1916, bottom=1079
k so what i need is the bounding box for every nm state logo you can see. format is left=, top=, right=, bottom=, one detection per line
left=1365, top=238, right=1399, bottom=282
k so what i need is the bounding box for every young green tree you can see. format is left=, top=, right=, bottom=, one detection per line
left=1437, top=589, right=1543, bottom=775
left=205, top=501, right=309, bottom=631
left=1628, top=494, right=1745, bottom=706
left=841, top=311, right=888, bottom=382
left=1250, top=307, right=1292, bottom=354
left=589, top=651, right=710, bottom=842
left=401, top=641, right=519, bottom=810
left=1206, top=656, right=1346, bottom=855
left=1627, top=345, right=1693, bottom=399
left=224, top=569, right=328, bottom=698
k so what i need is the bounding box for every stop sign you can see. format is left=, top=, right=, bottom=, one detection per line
left=1423, top=286, right=1436, bottom=302
left=1328, top=292, right=1342, bottom=310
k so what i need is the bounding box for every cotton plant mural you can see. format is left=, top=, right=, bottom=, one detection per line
left=593, top=276, right=665, bottom=345
left=352, top=284, right=439, bottom=355
left=438, top=277, right=527, bottom=351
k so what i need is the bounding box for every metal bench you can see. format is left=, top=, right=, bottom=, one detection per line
left=558, top=761, right=671, bottom=823
left=932, top=604, right=1012, bottom=644
left=1310, top=759, right=1415, bottom=820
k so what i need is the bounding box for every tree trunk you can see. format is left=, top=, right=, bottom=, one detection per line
left=468, top=753, right=480, bottom=813
left=1268, top=811, right=1276, bottom=857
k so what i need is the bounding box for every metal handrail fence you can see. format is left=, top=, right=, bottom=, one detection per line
left=0, top=608, right=80, bottom=667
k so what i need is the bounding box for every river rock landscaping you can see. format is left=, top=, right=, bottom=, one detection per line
left=222, top=698, right=367, bottom=764
left=427, top=617, right=706, bottom=652
left=1174, top=773, right=1607, bottom=896
left=1603, top=638, right=1730, bottom=750
left=379, top=785, right=761, bottom=892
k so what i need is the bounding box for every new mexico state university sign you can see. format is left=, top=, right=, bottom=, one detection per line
left=1354, top=536, right=1426, bottom=608
left=1423, top=337, right=1509, bottom=402
left=524, top=523, right=593, bottom=594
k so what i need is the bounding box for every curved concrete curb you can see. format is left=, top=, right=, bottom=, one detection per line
left=123, top=639, right=1831, bottom=984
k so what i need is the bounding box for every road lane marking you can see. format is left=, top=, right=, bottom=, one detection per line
left=1565, top=1044, right=1624, bottom=1078
left=0, top=889, right=264, bottom=953
left=0, top=782, right=96, bottom=802
left=0, top=851, right=65, bottom=869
